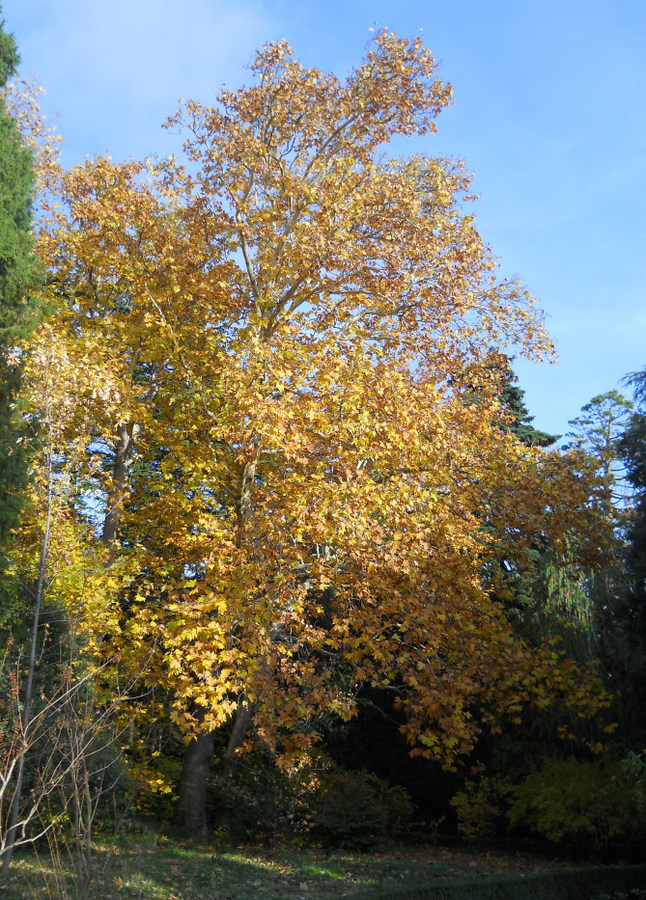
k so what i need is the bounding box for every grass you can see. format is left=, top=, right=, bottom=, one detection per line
left=2, top=837, right=645, bottom=900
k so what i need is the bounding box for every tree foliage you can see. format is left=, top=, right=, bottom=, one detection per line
left=16, top=33, right=614, bottom=833
left=498, top=359, right=558, bottom=448
left=566, top=390, right=634, bottom=513
left=0, top=11, right=40, bottom=552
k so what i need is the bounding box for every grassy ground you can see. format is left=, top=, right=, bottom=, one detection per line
left=1, top=837, right=603, bottom=900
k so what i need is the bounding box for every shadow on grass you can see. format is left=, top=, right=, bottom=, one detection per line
left=5, top=839, right=646, bottom=900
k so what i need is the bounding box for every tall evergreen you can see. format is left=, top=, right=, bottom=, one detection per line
left=619, top=371, right=646, bottom=639
left=0, top=9, right=40, bottom=552
left=499, top=360, right=558, bottom=447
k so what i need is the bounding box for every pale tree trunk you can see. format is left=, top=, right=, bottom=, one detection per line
left=1, top=401, right=54, bottom=874
left=236, top=445, right=258, bottom=545
left=101, top=421, right=141, bottom=547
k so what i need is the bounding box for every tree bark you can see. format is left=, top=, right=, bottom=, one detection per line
left=174, top=700, right=253, bottom=834
left=173, top=732, right=215, bottom=835
left=213, top=700, right=252, bottom=828
left=101, top=421, right=140, bottom=547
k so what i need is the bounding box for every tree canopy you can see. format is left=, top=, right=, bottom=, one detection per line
left=0, top=12, right=40, bottom=549
left=11, top=32, right=613, bottom=833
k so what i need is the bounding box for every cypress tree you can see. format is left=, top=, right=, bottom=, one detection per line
left=0, top=8, right=39, bottom=552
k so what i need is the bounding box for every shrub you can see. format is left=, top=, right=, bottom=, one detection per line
left=508, top=755, right=646, bottom=855
left=210, top=752, right=297, bottom=840
left=450, top=776, right=512, bottom=839
left=308, top=769, right=413, bottom=847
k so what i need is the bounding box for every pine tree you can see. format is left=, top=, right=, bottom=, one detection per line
left=0, top=9, right=40, bottom=552
left=619, top=372, right=646, bottom=640
left=499, top=360, right=558, bottom=447
left=566, top=390, right=634, bottom=510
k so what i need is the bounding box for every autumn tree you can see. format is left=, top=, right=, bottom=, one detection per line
left=0, top=47, right=143, bottom=875
left=32, top=33, right=611, bottom=833
left=0, top=319, right=130, bottom=872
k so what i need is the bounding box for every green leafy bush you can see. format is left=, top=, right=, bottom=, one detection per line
left=309, top=769, right=414, bottom=847
left=450, top=776, right=512, bottom=839
left=508, top=755, right=646, bottom=854
left=210, top=752, right=299, bottom=840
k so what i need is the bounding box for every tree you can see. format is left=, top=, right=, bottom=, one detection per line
left=0, top=325, right=127, bottom=873
left=566, top=390, right=634, bottom=511
left=606, top=368, right=646, bottom=747
left=0, top=12, right=48, bottom=871
left=498, top=358, right=558, bottom=448
left=31, top=33, right=611, bottom=833
left=491, top=389, right=633, bottom=639
left=560, top=391, right=639, bottom=737
left=621, top=372, right=646, bottom=615
left=496, top=388, right=635, bottom=641
left=0, top=33, right=138, bottom=878
left=0, top=9, right=40, bottom=555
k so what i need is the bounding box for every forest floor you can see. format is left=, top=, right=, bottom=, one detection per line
left=1, top=836, right=628, bottom=900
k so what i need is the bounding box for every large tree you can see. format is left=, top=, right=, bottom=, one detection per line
left=621, top=372, right=646, bottom=616
left=607, top=368, right=646, bottom=747
left=29, top=33, right=611, bottom=833
left=0, top=10, right=39, bottom=558
left=566, top=390, right=634, bottom=512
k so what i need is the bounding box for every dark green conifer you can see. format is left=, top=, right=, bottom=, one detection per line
left=619, top=371, right=646, bottom=639
left=0, top=8, right=40, bottom=551
left=499, top=361, right=558, bottom=447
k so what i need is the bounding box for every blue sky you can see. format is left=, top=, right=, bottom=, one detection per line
left=4, top=0, right=645, bottom=437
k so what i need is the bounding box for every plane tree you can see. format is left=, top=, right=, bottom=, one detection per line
left=24, top=33, right=613, bottom=832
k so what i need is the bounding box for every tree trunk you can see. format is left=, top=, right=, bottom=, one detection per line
left=1, top=406, right=53, bottom=874
left=173, top=732, right=215, bottom=835
left=174, top=700, right=252, bottom=834
left=101, top=422, right=140, bottom=547
left=213, top=700, right=252, bottom=828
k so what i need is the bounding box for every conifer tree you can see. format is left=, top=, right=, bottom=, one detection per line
left=618, top=373, right=646, bottom=683
left=0, top=9, right=39, bottom=554
left=499, top=360, right=558, bottom=447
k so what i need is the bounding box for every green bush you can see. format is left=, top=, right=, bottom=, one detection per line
left=508, top=755, right=646, bottom=855
left=211, top=757, right=414, bottom=846
left=309, top=768, right=413, bottom=847
left=210, top=752, right=298, bottom=840
left=450, top=776, right=512, bottom=839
